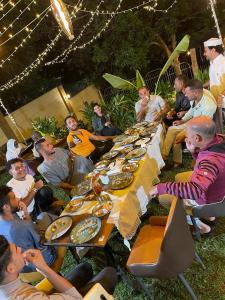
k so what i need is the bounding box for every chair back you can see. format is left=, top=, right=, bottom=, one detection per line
left=192, top=196, right=225, bottom=218
left=155, top=197, right=195, bottom=278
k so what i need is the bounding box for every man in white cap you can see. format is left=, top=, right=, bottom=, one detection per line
left=204, top=37, right=225, bottom=133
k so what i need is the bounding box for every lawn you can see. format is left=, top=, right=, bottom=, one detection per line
left=1, top=152, right=225, bottom=299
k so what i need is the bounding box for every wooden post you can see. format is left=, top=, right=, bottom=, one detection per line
left=57, top=85, right=75, bottom=117
left=190, top=48, right=199, bottom=76
left=0, top=112, right=17, bottom=140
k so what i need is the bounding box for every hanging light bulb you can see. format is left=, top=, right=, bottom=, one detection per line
left=50, top=0, right=74, bottom=40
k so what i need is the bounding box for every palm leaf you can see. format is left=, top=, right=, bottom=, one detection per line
left=136, top=70, right=146, bottom=89
left=103, top=73, right=136, bottom=90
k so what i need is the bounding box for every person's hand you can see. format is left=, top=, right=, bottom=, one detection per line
left=18, top=201, right=28, bottom=215
left=173, top=120, right=184, bottom=126
left=177, top=111, right=186, bottom=118
left=23, top=249, right=48, bottom=272
left=104, top=121, right=111, bottom=127
left=149, top=185, right=158, bottom=199
left=34, top=180, right=44, bottom=190
left=140, top=97, right=149, bottom=108
left=217, top=95, right=223, bottom=108
left=185, top=138, right=196, bottom=154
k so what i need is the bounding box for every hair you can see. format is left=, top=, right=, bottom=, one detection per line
left=93, top=102, right=101, bottom=109
left=34, top=186, right=54, bottom=216
left=34, top=137, right=46, bottom=155
left=186, top=79, right=203, bottom=91
left=0, top=235, right=11, bottom=284
left=176, top=74, right=188, bottom=87
left=208, top=45, right=224, bottom=54
left=64, top=115, right=76, bottom=126
left=187, top=116, right=216, bottom=140
left=6, top=158, right=24, bottom=173
left=0, top=186, right=12, bottom=214
left=32, top=131, right=42, bottom=142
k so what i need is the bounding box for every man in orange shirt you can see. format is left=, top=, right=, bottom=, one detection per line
left=65, top=116, right=114, bottom=162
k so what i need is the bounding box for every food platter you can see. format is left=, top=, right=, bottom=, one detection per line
left=71, top=180, right=92, bottom=197
left=132, top=121, right=149, bottom=128
left=121, top=135, right=139, bottom=146
left=113, top=134, right=128, bottom=143
left=135, top=137, right=150, bottom=146
left=125, top=148, right=146, bottom=160
left=122, top=162, right=139, bottom=173
left=45, top=216, right=72, bottom=241
left=92, top=198, right=113, bottom=218
left=95, top=160, right=110, bottom=170
left=63, top=199, right=84, bottom=215
left=70, top=216, right=101, bottom=244
left=109, top=172, right=134, bottom=189
left=100, top=150, right=119, bottom=161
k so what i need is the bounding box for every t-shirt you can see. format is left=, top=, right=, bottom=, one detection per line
left=135, top=95, right=166, bottom=122
left=209, top=54, right=225, bottom=99
left=7, top=174, right=35, bottom=218
left=67, top=129, right=95, bottom=157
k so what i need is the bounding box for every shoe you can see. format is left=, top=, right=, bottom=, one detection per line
left=200, top=218, right=216, bottom=226
left=192, top=229, right=212, bottom=239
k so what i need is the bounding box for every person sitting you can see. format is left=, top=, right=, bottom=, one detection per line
left=164, top=75, right=190, bottom=127
left=162, top=79, right=217, bottom=168
left=0, top=235, right=117, bottom=299
left=0, top=186, right=56, bottom=272
left=6, top=139, right=26, bottom=161
left=149, top=116, right=225, bottom=235
left=36, top=138, right=94, bottom=190
left=65, top=116, right=115, bottom=162
left=135, top=86, right=169, bottom=123
left=6, top=158, right=53, bottom=220
left=31, top=131, right=42, bottom=158
left=92, top=103, right=121, bottom=136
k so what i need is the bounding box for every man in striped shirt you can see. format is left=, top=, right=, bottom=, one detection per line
left=149, top=116, right=225, bottom=234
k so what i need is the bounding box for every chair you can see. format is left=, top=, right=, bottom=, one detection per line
left=189, top=196, right=225, bottom=241
left=126, top=196, right=198, bottom=300
left=83, top=283, right=114, bottom=300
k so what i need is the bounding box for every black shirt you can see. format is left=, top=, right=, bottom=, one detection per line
left=175, top=92, right=191, bottom=113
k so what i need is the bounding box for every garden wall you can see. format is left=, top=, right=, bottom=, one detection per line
left=0, top=84, right=102, bottom=145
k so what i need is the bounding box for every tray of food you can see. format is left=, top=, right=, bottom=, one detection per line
left=121, top=135, right=139, bottom=146
left=125, top=148, right=146, bottom=160
left=71, top=180, right=92, bottom=197
left=108, top=172, right=134, bottom=189
left=122, top=162, right=139, bottom=173
left=100, top=150, right=119, bottom=161
left=92, top=199, right=113, bottom=218
left=135, top=137, right=150, bottom=146
left=132, top=121, right=149, bottom=128
left=113, top=134, right=129, bottom=143
left=70, top=216, right=101, bottom=244
left=45, top=216, right=73, bottom=241
left=63, top=199, right=84, bottom=215
left=95, top=160, right=110, bottom=170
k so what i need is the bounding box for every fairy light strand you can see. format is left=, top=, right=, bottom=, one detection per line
left=0, top=0, right=23, bottom=22
left=208, top=0, right=223, bottom=44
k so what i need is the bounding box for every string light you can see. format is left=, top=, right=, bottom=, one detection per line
left=0, top=0, right=23, bottom=22
left=0, top=98, right=27, bottom=143
left=144, top=0, right=177, bottom=12
left=208, top=0, right=223, bottom=46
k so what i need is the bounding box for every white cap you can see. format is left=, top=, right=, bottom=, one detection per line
left=204, top=38, right=223, bottom=47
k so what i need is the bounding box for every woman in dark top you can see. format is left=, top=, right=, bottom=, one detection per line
left=92, top=103, right=121, bottom=136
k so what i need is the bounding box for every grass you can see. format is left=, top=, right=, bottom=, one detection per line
left=1, top=152, right=225, bottom=299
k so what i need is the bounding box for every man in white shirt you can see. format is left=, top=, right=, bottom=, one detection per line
left=6, top=158, right=51, bottom=220
left=135, top=86, right=169, bottom=123
left=204, top=37, right=225, bottom=133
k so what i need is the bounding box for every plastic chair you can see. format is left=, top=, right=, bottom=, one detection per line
left=83, top=283, right=114, bottom=300
left=189, top=196, right=225, bottom=240
left=127, top=196, right=198, bottom=300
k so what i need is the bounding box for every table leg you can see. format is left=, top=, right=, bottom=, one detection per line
left=69, top=246, right=81, bottom=264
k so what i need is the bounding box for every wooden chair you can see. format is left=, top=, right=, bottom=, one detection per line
left=127, top=196, right=198, bottom=300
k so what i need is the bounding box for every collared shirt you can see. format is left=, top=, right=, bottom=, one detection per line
left=209, top=54, right=225, bottom=98
left=67, top=129, right=95, bottom=157
left=182, top=90, right=217, bottom=122
left=135, top=95, right=165, bottom=123
left=0, top=277, right=82, bottom=300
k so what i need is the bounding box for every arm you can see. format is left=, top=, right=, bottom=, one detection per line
left=135, top=101, right=148, bottom=122
left=22, top=180, right=44, bottom=207
left=181, top=106, right=193, bottom=122
left=89, top=134, right=114, bottom=141
left=58, top=182, right=74, bottom=190
left=203, top=80, right=210, bottom=88
left=154, top=102, right=170, bottom=121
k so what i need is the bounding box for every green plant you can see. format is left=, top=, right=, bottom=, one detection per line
left=80, top=101, right=96, bottom=125
left=32, top=116, right=68, bottom=140
left=156, top=81, right=176, bottom=108
left=194, top=68, right=209, bottom=83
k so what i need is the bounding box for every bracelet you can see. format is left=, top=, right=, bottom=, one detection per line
left=32, top=188, right=38, bottom=193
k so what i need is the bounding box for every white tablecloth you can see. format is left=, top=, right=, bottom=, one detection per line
left=147, top=124, right=165, bottom=169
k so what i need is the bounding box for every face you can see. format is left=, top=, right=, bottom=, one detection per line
left=41, top=140, right=55, bottom=156
left=14, top=141, right=18, bottom=148
left=3, top=191, right=20, bottom=215
left=66, top=117, right=78, bottom=131
left=203, top=47, right=215, bottom=61
left=94, top=105, right=102, bottom=115
left=174, top=78, right=184, bottom=93
left=138, top=88, right=150, bottom=100
left=7, top=243, right=25, bottom=275
left=184, top=87, right=198, bottom=102
left=10, top=161, right=26, bottom=180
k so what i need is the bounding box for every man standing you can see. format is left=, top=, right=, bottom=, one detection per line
left=162, top=79, right=217, bottom=168
left=164, top=75, right=190, bottom=126
left=36, top=139, right=94, bottom=190
left=0, top=186, right=56, bottom=272
left=204, top=37, right=225, bottom=133
left=150, top=116, right=225, bottom=234
left=135, top=86, right=169, bottom=123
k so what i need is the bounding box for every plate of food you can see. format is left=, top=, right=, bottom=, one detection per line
left=100, top=150, right=119, bottom=161
left=132, top=121, right=149, bottom=128
left=122, top=162, right=139, bottom=173
left=92, top=199, right=113, bottom=218
left=113, top=135, right=128, bottom=143
left=45, top=216, right=73, bottom=241
left=63, top=199, right=84, bottom=215
left=135, top=137, right=150, bottom=146
left=121, top=135, right=139, bottom=146
left=70, top=216, right=101, bottom=244
left=109, top=172, right=134, bottom=189
left=71, top=180, right=92, bottom=197
left=125, top=148, right=146, bottom=160
left=95, top=160, right=110, bottom=170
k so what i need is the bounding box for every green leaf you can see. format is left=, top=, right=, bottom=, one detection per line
left=102, top=73, right=136, bottom=90
left=136, top=70, right=146, bottom=89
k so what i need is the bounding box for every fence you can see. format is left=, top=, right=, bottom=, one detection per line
left=102, top=62, right=194, bottom=101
